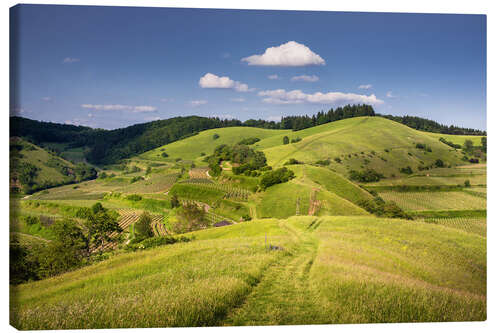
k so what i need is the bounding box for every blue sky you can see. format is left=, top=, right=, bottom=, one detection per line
left=10, top=5, right=486, bottom=130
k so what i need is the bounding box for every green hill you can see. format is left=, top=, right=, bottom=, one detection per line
left=262, top=117, right=466, bottom=174
left=10, top=215, right=485, bottom=329
left=10, top=137, right=96, bottom=194
left=139, top=127, right=291, bottom=163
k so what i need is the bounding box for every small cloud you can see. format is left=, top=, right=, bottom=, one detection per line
left=199, top=73, right=253, bottom=92
left=80, top=104, right=157, bottom=112
left=63, top=57, right=80, bottom=63
left=189, top=100, right=207, bottom=107
left=258, top=89, right=384, bottom=106
left=222, top=52, right=231, bottom=59
left=266, top=115, right=282, bottom=122
left=42, top=97, right=52, bottom=101
left=291, top=75, right=319, bottom=82
left=230, top=98, right=245, bottom=102
left=268, top=74, right=279, bottom=80
left=358, top=84, right=372, bottom=89
left=87, top=113, right=93, bottom=118
left=386, top=91, right=395, bottom=98
left=160, top=98, right=173, bottom=102
left=242, top=41, right=325, bottom=67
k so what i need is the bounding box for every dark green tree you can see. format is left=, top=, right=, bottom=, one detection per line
left=283, top=136, right=289, bottom=145
left=135, top=212, right=153, bottom=239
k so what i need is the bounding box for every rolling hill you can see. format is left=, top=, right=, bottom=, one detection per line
left=9, top=137, right=97, bottom=194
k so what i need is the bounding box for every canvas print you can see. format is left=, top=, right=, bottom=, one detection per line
left=9, top=4, right=486, bottom=329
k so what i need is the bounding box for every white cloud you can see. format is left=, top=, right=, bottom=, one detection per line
left=291, top=75, right=319, bottom=82
left=10, top=107, right=26, bottom=116
left=386, top=91, right=395, bottom=98
left=88, top=113, right=93, bottom=118
left=268, top=74, right=279, bottom=80
left=80, top=104, right=157, bottom=112
left=258, top=89, right=384, bottom=106
left=160, top=98, right=173, bottom=102
left=266, top=115, right=282, bottom=122
left=63, top=57, right=80, bottom=63
left=358, top=84, right=373, bottom=89
left=189, top=100, right=207, bottom=107
left=199, top=73, right=252, bottom=92
left=222, top=52, right=231, bottom=59
left=230, top=98, right=245, bottom=102
left=42, top=97, right=52, bottom=101
left=241, top=41, right=325, bottom=67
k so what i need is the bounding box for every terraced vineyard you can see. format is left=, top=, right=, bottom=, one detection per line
left=189, top=167, right=210, bottom=179
left=378, top=191, right=487, bottom=211
left=122, top=173, right=180, bottom=193
left=180, top=180, right=251, bottom=201
left=422, top=217, right=486, bottom=237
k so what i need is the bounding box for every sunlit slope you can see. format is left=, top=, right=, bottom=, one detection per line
left=11, top=216, right=485, bottom=329
left=255, top=164, right=370, bottom=218
left=424, top=132, right=485, bottom=146
left=140, top=127, right=291, bottom=162
left=261, top=117, right=467, bottom=176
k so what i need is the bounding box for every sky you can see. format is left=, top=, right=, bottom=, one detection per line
left=10, top=5, right=486, bottom=130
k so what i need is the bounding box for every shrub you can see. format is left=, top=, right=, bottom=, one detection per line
left=24, top=216, right=39, bottom=226
left=283, top=136, right=289, bottom=145
left=435, top=159, right=445, bottom=168
left=399, top=166, right=413, bottom=175
left=348, top=169, right=384, bottom=183
left=242, top=214, right=252, bottom=221
left=260, top=167, right=295, bottom=189
left=284, top=158, right=302, bottom=165
left=315, top=159, right=330, bottom=166
left=464, top=179, right=471, bottom=187
left=213, top=134, right=220, bottom=140
left=334, top=157, right=342, bottom=163
left=126, top=194, right=142, bottom=201
left=238, top=137, right=260, bottom=145
left=161, top=152, right=169, bottom=158
left=291, top=137, right=302, bottom=143
left=469, top=158, right=479, bottom=163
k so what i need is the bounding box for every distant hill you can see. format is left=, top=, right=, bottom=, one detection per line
left=10, top=137, right=97, bottom=194
left=10, top=105, right=485, bottom=166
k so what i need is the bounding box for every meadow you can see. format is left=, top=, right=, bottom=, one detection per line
left=10, top=216, right=486, bottom=329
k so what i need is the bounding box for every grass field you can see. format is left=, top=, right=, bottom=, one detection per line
left=378, top=191, right=486, bottom=211
left=10, top=215, right=486, bottom=329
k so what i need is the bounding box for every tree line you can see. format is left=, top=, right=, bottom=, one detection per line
left=11, top=104, right=485, bottom=165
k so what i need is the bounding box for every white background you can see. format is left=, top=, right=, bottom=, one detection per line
left=1, top=1, right=498, bottom=332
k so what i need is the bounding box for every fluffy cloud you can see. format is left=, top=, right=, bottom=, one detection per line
left=42, top=97, right=52, bottom=101
left=358, top=84, right=372, bottom=89
left=291, top=75, right=319, bottom=82
left=386, top=91, right=395, bottom=98
left=258, top=89, right=384, bottom=105
left=189, top=100, right=208, bottom=107
left=241, top=41, right=325, bottom=67
left=63, top=57, right=80, bottom=63
left=81, top=104, right=157, bottom=112
left=268, top=74, right=279, bottom=80
left=199, top=73, right=252, bottom=92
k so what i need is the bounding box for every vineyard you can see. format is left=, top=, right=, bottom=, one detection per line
left=189, top=167, right=211, bottom=179
left=180, top=179, right=251, bottom=201
left=95, top=209, right=167, bottom=251
left=121, top=173, right=180, bottom=194
left=180, top=199, right=236, bottom=224
left=378, top=191, right=487, bottom=211
left=422, top=217, right=486, bottom=237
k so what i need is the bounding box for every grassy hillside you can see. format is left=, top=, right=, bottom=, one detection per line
left=140, top=127, right=291, bottom=163
left=9, top=138, right=91, bottom=194
left=261, top=117, right=467, bottom=176
left=10, top=215, right=485, bottom=329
